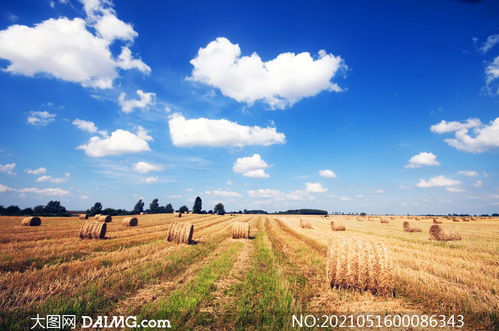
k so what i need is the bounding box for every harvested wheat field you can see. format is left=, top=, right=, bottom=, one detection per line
left=0, top=214, right=497, bottom=330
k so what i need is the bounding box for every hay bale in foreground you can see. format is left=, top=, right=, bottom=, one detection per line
left=300, top=219, right=312, bottom=229
left=93, top=214, right=102, bottom=220
left=330, top=221, right=346, bottom=231
left=327, top=237, right=392, bottom=296
left=403, top=221, right=422, bottom=233
left=79, top=221, right=106, bottom=239
left=79, top=214, right=88, bottom=220
left=433, top=218, right=442, bottom=224
left=97, top=215, right=112, bottom=223
left=167, top=222, right=193, bottom=244
left=21, top=217, right=41, bottom=226
left=429, top=225, right=461, bottom=241
left=380, top=218, right=389, bottom=224
left=122, top=217, right=138, bottom=227
left=232, top=222, right=250, bottom=239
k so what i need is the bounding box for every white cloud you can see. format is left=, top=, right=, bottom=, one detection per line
left=473, top=180, right=483, bottom=187
left=116, top=47, right=151, bottom=73
left=305, top=182, right=327, bottom=193
left=416, top=175, right=460, bottom=188
left=168, top=113, right=285, bottom=147
left=489, top=194, right=499, bottom=199
left=26, top=111, right=56, bottom=126
left=431, top=117, right=499, bottom=153
left=457, top=170, right=478, bottom=177
left=399, top=185, right=412, bottom=190
left=430, top=118, right=481, bottom=134
left=0, top=184, right=14, bottom=192
left=72, top=118, right=97, bottom=133
left=77, top=126, right=152, bottom=157
left=140, top=176, right=158, bottom=184
left=0, top=0, right=149, bottom=89
left=233, top=154, right=269, bottom=178
left=189, top=37, right=346, bottom=109
left=0, top=163, right=16, bottom=175
left=133, top=161, right=164, bottom=173
left=80, top=195, right=89, bottom=199
left=479, top=34, right=499, bottom=53
left=486, top=56, right=499, bottom=93
left=446, top=187, right=464, bottom=193
left=118, top=89, right=155, bottom=113
left=205, top=190, right=241, bottom=197
left=373, top=189, right=384, bottom=194
left=405, top=152, right=440, bottom=168
left=17, top=187, right=70, bottom=196
left=247, top=188, right=281, bottom=199
left=36, top=175, right=66, bottom=184
left=319, top=169, right=336, bottom=178
left=26, top=167, right=46, bottom=175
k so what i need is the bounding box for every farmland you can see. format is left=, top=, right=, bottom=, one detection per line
left=0, top=214, right=497, bottom=330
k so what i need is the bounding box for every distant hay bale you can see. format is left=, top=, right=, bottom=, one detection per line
left=177, top=213, right=182, bottom=218
left=20, top=217, right=41, bottom=226
left=122, top=217, right=138, bottom=227
left=97, top=215, right=112, bottom=223
left=368, top=216, right=380, bottom=222
left=79, top=214, right=88, bottom=220
left=167, top=222, right=193, bottom=244
left=79, top=221, right=106, bottom=239
left=140, top=212, right=144, bottom=215
left=327, top=237, right=392, bottom=296
left=232, top=222, right=250, bottom=239
left=432, top=218, right=442, bottom=224
left=380, top=218, right=389, bottom=224
left=452, top=217, right=460, bottom=222
left=462, top=217, right=470, bottom=222
left=300, top=219, right=312, bottom=229
left=330, top=221, right=346, bottom=231
left=403, top=221, right=422, bottom=233
left=356, top=217, right=364, bottom=221
left=390, top=216, right=395, bottom=220
left=414, top=217, right=421, bottom=220
left=429, top=225, right=462, bottom=241
left=93, top=214, right=102, bottom=220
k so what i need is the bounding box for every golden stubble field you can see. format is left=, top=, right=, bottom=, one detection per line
left=0, top=214, right=497, bottom=330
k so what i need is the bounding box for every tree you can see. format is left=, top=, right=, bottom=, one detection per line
left=164, top=203, right=174, bottom=213
left=133, top=199, right=144, bottom=214
left=150, top=199, right=159, bottom=214
left=192, top=196, right=202, bottom=214
left=0, top=205, right=4, bottom=215
left=43, top=201, right=68, bottom=216
left=5, top=205, right=21, bottom=216
left=33, top=205, right=44, bottom=216
left=214, top=203, right=225, bottom=215
left=22, top=208, right=34, bottom=215
left=179, top=205, right=189, bottom=214
left=87, top=202, right=103, bottom=216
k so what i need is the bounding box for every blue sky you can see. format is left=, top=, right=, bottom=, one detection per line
left=0, top=0, right=498, bottom=214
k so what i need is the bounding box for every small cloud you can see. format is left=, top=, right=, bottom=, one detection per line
left=26, top=111, right=56, bottom=127
left=457, top=170, right=478, bottom=177
left=305, top=182, right=327, bottom=193
left=36, top=175, right=66, bottom=184
left=417, top=175, right=460, bottom=188
left=319, top=169, right=336, bottom=178
left=473, top=180, right=483, bottom=187
left=446, top=187, right=464, bottom=193
left=26, top=167, right=47, bottom=175
left=133, top=161, right=164, bottom=173
left=168, top=194, right=182, bottom=199
left=0, top=184, right=14, bottom=192
left=205, top=190, right=241, bottom=197
left=80, top=195, right=89, bottom=199
left=405, top=152, right=440, bottom=168
left=233, top=154, right=269, bottom=178
left=399, top=185, right=412, bottom=190
left=373, top=189, right=384, bottom=194
left=118, top=90, right=155, bottom=113
left=0, top=163, right=16, bottom=175
left=140, top=176, right=159, bottom=184
left=339, top=196, right=350, bottom=201
left=479, top=34, right=499, bottom=53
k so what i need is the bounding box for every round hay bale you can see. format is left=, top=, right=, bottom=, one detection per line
left=368, top=216, right=380, bottom=222
left=232, top=222, right=250, bottom=239
left=327, top=237, right=392, bottom=296
left=462, top=217, right=470, bottom=222
left=356, top=217, right=364, bottom=221
left=97, top=215, right=112, bottom=223
left=432, top=218, right=442, bottom=224
left=79, top=221, right=106, bottom=239
left=140, top=212, right=144, bottom=215
left=79, top=214, right=88, bottom=220
left=177, top=213, right=182, bottom=218
left=452, top=217, right=460, bottom=222
left=20, top=217, right=41, bottom=226
left=429, top=225, right=462, bottom=241
left=122, top=217, right=138, bottom=227
left=330, top=221, right=346, bottom=231
left=167, top=222, right=193, bottom=244
left=380, top=218, right=389, bottom=224
left=93, top=214, right=102, bottom=220
left=403, top=221, right=422, bottom=233
left=299, top=219, right=312, bottom=229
